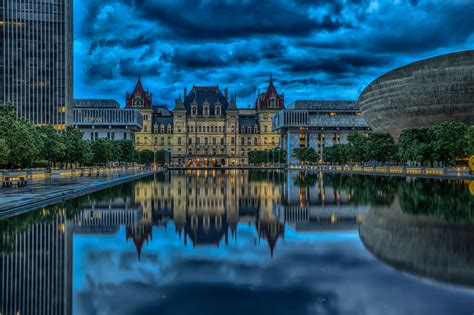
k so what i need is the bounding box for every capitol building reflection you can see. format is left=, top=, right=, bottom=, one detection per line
left=73, top=170, right=367, bottom=257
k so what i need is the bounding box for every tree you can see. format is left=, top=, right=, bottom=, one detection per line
left=347, top=132, right=369, bottom=163
left=366, top=132, right=396, bottom=163
left=63, top=126, right=86, bottom=166
left=292, top=147, right=317, bottom=164
left=139, top=150, right=155, bottom=164
left=427, top=122, right=468, bottom=165
left=0, top=137, right=9, bottom=166
left=323, top=144, right=349, bottom=164
left=116, top=140, right=136, bottom=162
left=37, top=125, right=66, bottom=166
left=398, top=127, right=431, bottom=163
left=0, top=104, right=43, bottom=168
left=91, top=138, right=114, bottom=164
left=468, top=126, right=474, bottom=156
left=78, top=140, right=94, bottom=165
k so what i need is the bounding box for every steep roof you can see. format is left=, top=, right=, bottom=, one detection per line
left=182, top=86, right=229, bottom=115
left=254, top=77, right=284, bottom=110
left=126, top=76, right=153, bottom=109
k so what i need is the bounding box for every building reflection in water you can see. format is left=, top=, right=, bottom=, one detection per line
left=0, top=211, right=73, bottom=315
left=3, top=171, right=470, bottom=314
left=71, top=170, right=367, bottom=258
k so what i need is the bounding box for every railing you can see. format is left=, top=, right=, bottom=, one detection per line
left=288, top=165, right=471, bottom=177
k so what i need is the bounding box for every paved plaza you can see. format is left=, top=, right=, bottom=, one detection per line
left=0, top=169, right=161, bottom=217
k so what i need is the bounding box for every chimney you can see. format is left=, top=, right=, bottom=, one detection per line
left=224, top=88, right=228, bottom=99
left=184, top=87, right=187, bottom=99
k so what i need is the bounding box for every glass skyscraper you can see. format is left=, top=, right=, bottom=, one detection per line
left=0, top=0, right=73, bottom=128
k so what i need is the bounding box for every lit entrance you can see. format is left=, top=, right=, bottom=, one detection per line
left=204, top=159, right=209, bottom=167
left=212, top=159, right=217, bottom=167
left=187, top=159, right=193, bottom=167
left=196, top=159, right=201, bottom=167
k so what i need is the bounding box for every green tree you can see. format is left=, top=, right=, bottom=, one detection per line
left=116, top=140, right=136, bottom=162
left=78, top=140, right=94, bottom=165
left=63, top=126, right=86, bottom=166
left=37, top=125, right=66, bottom=166
left=398, top=127, right=431, bottom=163
left=0, top=137, right=9, bottom=166
left=366, top=132, right=396, bottom=163
left=347, top=132, right=369, bottom=162
left=292, top=147, right=317, bottom=164
left=0, top=102, right=45, bottom=167
left=427, top=122, right=468, bottom=165
left=139, top=150, right=155, bottom=164
left=468, top=125, right=474, bottom=156
left=91, top=138, right=113, bottom=164
left=323, top=144, right=349, bottom=164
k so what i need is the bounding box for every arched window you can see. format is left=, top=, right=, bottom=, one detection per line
left=161, top=137, right=165, bottom=145
left=271, top=137, right=275, bottom=145
left=254, top=137, right=257, bottom=145
left=264, top=125, right=268, bottom=133
left=264, top=137, right=268, bottom=144
left=247, top=137, right=251, bottom=145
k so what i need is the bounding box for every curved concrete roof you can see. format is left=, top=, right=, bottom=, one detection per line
left=358, top=50, right=474, bottom=137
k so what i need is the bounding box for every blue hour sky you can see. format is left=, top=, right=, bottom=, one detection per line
left=73, top=0, right=474, bottom=108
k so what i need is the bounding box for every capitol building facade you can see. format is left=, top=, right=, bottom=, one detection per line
left=127, top=77, right=284, bottom=166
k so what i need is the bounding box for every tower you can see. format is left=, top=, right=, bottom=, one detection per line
left=254, top=77, right=285, bottom=150
left=0, top=0, right=73, bottom=128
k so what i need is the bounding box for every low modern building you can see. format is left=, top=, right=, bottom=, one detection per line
left=73, top=99, right=143, bottom=141
left=359, top=50, right=474, bottom=138
left=272, top=100, right=370, bottom=164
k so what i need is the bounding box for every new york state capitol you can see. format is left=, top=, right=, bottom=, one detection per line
left=73, top=77, right=369, bottom=165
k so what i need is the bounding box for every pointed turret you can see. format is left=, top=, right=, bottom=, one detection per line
left=228, top=93, right=237, bottom=111
left=174, top=94, right=186, bottom=111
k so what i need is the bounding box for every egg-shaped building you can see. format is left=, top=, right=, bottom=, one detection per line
left=358, top=50, right=474, bottom=138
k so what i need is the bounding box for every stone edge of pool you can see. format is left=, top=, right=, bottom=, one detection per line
left=0, top=169, right=166, bottom=220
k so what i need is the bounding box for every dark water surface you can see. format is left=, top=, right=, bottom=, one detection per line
left=1, top=170, right=474, bottom=315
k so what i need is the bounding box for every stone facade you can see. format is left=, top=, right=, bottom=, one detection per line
left=273, top=100, right=370, bottom=164
left=127, top=78, right=283, bottom=166
left=359, top=50, right=474, bottom=138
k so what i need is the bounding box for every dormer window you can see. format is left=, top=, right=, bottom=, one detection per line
left=161, top=124, right=165, bottom=133
left=191, top=103, right=197, bottom=116
left=247, top=126, right=251, bottom=133
left=154, top=124, right=158, bottom=133
left=167, top=124, right=172, bottom=133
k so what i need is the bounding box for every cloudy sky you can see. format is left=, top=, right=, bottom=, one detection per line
left=74, top=0, right=474, bottom=108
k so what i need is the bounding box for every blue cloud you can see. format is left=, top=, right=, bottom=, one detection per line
left=74, top=0, right=474, bottom=107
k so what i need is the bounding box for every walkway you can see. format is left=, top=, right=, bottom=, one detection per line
left=0, top=168, right=164, bottom=219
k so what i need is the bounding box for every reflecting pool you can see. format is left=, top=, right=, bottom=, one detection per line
left=1, top=170, right=474, bottom=315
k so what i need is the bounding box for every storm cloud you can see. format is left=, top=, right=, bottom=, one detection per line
left=74, top=0, right=474, bottom=106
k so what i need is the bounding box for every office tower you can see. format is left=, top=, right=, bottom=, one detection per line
left=0, top=0, right=73, bottom=128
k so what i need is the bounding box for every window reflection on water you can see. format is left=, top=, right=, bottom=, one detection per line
left=0, top=170, right=473, bottom=315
